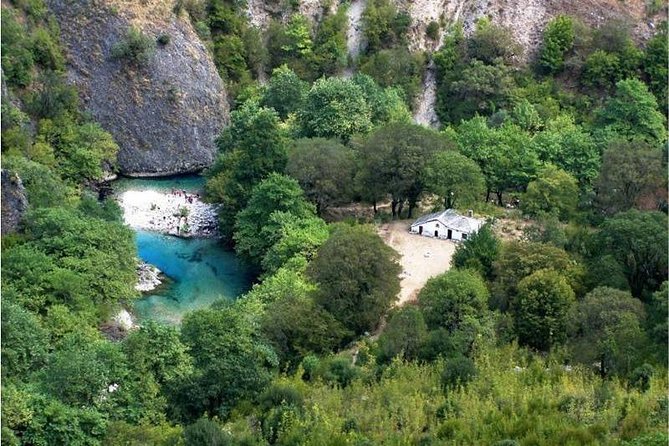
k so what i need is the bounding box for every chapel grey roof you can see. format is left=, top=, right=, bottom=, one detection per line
left=410, top=209, right=482, bottom=233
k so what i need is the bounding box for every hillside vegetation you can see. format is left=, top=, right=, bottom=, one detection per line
left=1, top=0, right=667, bottom=445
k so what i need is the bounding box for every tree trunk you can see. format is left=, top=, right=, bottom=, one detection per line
left=373, top=201, right=377, bottom=214
left=485, top=188, right=491, bottom=202
left=496, top=191, right=504, bottom=207
left=391, top=200, right=398, bottom=218
left=397, top=200, right=405, bottom=218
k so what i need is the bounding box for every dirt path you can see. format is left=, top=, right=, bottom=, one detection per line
left=379, top=220, right=456, bottom=305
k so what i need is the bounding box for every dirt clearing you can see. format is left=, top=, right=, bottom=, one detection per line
left=378, top=220, right=456, bottom=305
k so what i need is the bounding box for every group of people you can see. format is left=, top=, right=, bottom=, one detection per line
left=170, top=188, right=200, bottom=204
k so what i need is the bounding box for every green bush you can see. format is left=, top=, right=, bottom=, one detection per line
left=111, top=26, right=155, bottom=66
left=157, top=33, right=170, bottom=45
left=184, top=418, right=230, bottom=446
left=538, top=15, right=574, bottom=74
left=426, top=21, right=440, bottom=41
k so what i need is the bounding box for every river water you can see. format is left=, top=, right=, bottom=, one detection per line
left=114, top=176, right=253, bottom=324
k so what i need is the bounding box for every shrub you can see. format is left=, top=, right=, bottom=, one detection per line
left=183, top=418, right=230, bottom=446
left=111, top=26, right=155, bottom=66
left=441, top=355, right=476, bottom=390
left=426, top=21, right=440, bottom=41
left=157, top=33, right=170, bottom=46
left=538, top=15, right=574, bottom=74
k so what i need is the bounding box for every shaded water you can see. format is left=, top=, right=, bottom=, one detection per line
left=133, top=231, right=253, bottom=324
left=114, top=176, right=253, bottom=324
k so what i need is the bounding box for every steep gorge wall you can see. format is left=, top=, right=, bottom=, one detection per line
left=48, top=0, right=229, bottom=176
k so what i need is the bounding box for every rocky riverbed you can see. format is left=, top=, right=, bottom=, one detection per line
left=118, top=189, right=219, bottom=237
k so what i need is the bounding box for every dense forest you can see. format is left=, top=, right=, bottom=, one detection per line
left=1, top=0, right=668, bottom=445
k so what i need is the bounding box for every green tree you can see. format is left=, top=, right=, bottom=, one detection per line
left=2, top=207, right=137, bottom=314
left=442, top=60, right=517, bottom=123
left=1, top=301, right=49, bottom=379
left=596, top=210, right=668, bottom=299
left=286, top=138, right=357, bottom=214
left=451, top=223, right=500, bottom=280
left=1, top=9, right=34, bottom=87
left=418, top=270, right=490, bottom=332
left=582, top=50, right=622, bottom=90
left=177, top=306, right=278, bottom=420
left=596, top=78, right=667, bottom=144
left=41, top=335, right=127, bottom=407
left=647, top=282, right=668, bottom=365
left=643, top=23, right=668, bottom=112
left=467, top=19, right=521, bottom=65
left=361, top=0, right=410, bottom=52
left=351, top=73, right=412, bottom=125
left=184, top=418, right=230, bottom=446
left=357, top=123, right=453, bottom=216
left=594, top=140, right=666, bottom=214
left=514, top=269, right=575, bottom=351
left=234, top=173, right=315, bottom=266
left=423, top=151, right=485, bottom=209
left=359, top=47, right=425, bottom=103
left=522, top=164, right=579, bottom=220
left=531, top=115, right=600, bottom=187
left=539, top=15, right=575, bottom=74
left=454, top=118, right=538, bottom=205
left=377, top=306, right=428, bottom=363
left=492, top=241, right=583, bottom=311
left=205, top=101, right=287, bottom=241
left=298, top=77, right=372, bottom=141
left=261, top=65, right=308, bottom=119
left=308, top=224, right=401, bottom=335
left=261, top=213, right=329, bottom=275
left=123, top=321, right=193, bottom=387
left=260, top=295, right=350, bottom=368
left=569, top=287, right=647, bottom=377
left=312, top=7, right=348, bottom=76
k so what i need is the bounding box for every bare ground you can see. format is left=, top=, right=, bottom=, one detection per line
left=378, top=220, right=456, bottom=306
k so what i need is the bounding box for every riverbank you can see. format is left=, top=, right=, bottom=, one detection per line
left=118, top=188, right=219, bottom=237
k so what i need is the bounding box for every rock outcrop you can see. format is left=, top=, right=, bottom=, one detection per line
left=1, top=170, right=28, bottom=235
left=48, top=0, right=228, bottom=176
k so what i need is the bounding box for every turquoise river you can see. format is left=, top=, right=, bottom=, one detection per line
left=114, top=176, right=253, bottom=324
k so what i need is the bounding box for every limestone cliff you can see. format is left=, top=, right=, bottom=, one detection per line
left=48, top=0, right=228, bottom=176
left=1, top=170, right=28, bottom=235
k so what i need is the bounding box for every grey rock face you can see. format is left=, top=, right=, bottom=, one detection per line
left=48, top=0, right=228, bottom=176
left=1, top=170, right=28, bottom=235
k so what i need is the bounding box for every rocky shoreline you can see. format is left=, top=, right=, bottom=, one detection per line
left=118, top=188, right=219, bottom=238
left=136, top=261, right=163, bottom=293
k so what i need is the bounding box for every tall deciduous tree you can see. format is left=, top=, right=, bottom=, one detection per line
left=357, top=123, right=453, bottom=217
left=596, top=210, right=668, bottom=299
left=596, top=78, right=667, bottom=145
left=492, top=241, right=583, bottom=311
left=308, top=224, right=401, bottom=335
left=522, top=164, right=579, bottom=220
left=538, top=15, right=574, bottom=74
left=298, top=77, right=372, bottom=142
left=418, top=269, right=490, bottom=332
left=234, top=173, right=315, bottom=267
left=532, top=115, right=600, bottom=188
left=423, top=151, right=485, bottom=209
left=205, top=101, right=287, bottom=241
left=177, top=307, right=278, bottom=420
left=261, top=65, right=308, bottom=119
left=451, top=224, right=500, bottom=280
left=569, top=287, right=647, bottom=377
left=514, top=269, right=575, bottom=351
left=286, top=138, right=357, bottom=215
left=594, top=140, right=666, bottom=215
